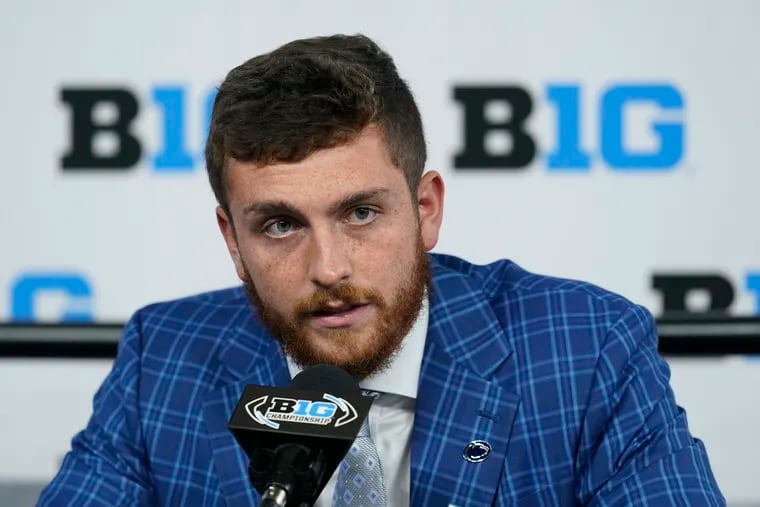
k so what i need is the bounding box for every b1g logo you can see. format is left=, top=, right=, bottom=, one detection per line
left=246, top=393, right=358, bottom=430
left=10, top=272, right=93, bottom=322
left=654, top=272, right=760, bottom=315
left=60, top=86, right=216, bottom=172
left=454, top=83, right=684, bottom=171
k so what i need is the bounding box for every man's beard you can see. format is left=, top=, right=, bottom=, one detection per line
left=241, top=243, right=431, bottom=380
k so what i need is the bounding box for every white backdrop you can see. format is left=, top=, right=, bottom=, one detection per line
left=0, top=0, right=758, bottom=503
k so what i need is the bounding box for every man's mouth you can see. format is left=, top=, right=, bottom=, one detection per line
left=308, top=303, right=370, bottom=328
left=311, top=303, right=361, bottom=317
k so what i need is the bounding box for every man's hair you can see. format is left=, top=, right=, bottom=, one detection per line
left=205, top=33, right=427, bottom=219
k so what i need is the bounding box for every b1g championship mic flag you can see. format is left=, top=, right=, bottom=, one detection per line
left=228, top=365, right=373, bottom=507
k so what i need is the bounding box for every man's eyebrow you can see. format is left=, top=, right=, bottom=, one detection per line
left=328, top=188, right=390, bottom=215
left=242, top=188, right=391, bottom=220
left=243, top=201, right=305, bottom=220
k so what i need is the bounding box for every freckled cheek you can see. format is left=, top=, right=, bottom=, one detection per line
left=247, top=264, right=305, bottom=313
left=358, top=236, right=416, bottom=289
left=240, top=247, right=291, bottom=287
left=257, top=257, right=296, bottom=282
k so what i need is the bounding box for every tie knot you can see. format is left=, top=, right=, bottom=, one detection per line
left=361, top=389, right=382, bottom=400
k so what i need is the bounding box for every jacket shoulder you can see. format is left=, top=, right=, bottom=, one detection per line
left=120, top=286, right=255, bottom=371
left=430, top=253, right=643, bottom=330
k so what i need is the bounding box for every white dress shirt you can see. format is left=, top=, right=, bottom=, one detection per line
left=286, top=298, right=429, bottom=507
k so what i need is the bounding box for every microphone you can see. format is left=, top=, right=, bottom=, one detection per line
left=228, top=365, right=373, bottom=507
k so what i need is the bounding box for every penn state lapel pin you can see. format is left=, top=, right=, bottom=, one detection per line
left=463, top=440, right=492, bottom=463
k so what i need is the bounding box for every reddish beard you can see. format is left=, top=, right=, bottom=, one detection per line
left=242, top=245, right=430, bottom=380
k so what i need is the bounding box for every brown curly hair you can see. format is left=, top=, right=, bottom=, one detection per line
left=204, top=33, right=427, bottom=221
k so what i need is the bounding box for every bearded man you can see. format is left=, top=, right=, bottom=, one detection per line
left=39, top=34, right=724, bottom=506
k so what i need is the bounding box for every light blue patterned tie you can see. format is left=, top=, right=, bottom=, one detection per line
left=332, top=416, right=387, bottom=506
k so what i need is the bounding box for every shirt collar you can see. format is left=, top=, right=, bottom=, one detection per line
left=286, top=295, right=429, bottom=400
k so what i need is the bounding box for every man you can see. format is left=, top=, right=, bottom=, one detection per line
left=39, top=34, right=724, bottom=506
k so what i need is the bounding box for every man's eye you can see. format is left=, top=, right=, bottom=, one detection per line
left=349, top=207, right=377, bottom=224
left=264, top=220, right=297, bottom=237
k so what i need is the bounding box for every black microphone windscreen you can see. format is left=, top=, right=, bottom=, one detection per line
left=289, top=364, right=359, bottom=396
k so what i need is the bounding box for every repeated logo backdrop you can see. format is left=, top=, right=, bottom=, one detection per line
left=1, top=0, right=759, bottom=502
left=7, top=74, right=759, bottom=320
left=1, top=2, right=758, bottom=323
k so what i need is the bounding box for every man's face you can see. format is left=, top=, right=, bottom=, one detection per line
left=217, top=126, right=444, bottom=379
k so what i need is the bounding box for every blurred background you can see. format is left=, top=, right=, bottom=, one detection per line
left=1, top=0, right=758, bottom=505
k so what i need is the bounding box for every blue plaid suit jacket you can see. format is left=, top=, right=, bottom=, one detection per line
left=39, top=254, right=724, bottom=506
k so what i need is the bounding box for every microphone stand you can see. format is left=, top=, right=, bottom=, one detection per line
left=258, top=484, right=289, bottom=507
left=251, top=444, right=326, bottom=507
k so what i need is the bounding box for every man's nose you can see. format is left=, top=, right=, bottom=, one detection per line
left=307, top=228, right=353, bottom=289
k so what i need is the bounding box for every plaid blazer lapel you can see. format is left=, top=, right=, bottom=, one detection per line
left=410, top=258, right=520, bottom=506
left=201, top=312, right=290, bottom=507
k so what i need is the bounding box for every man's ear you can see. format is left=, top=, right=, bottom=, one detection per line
left=216, top=206, right=247, bottom=281
left=416, top=171, right=445, bottom=251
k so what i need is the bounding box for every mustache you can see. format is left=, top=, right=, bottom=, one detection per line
left=294, top=285, right=385, bottom=318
